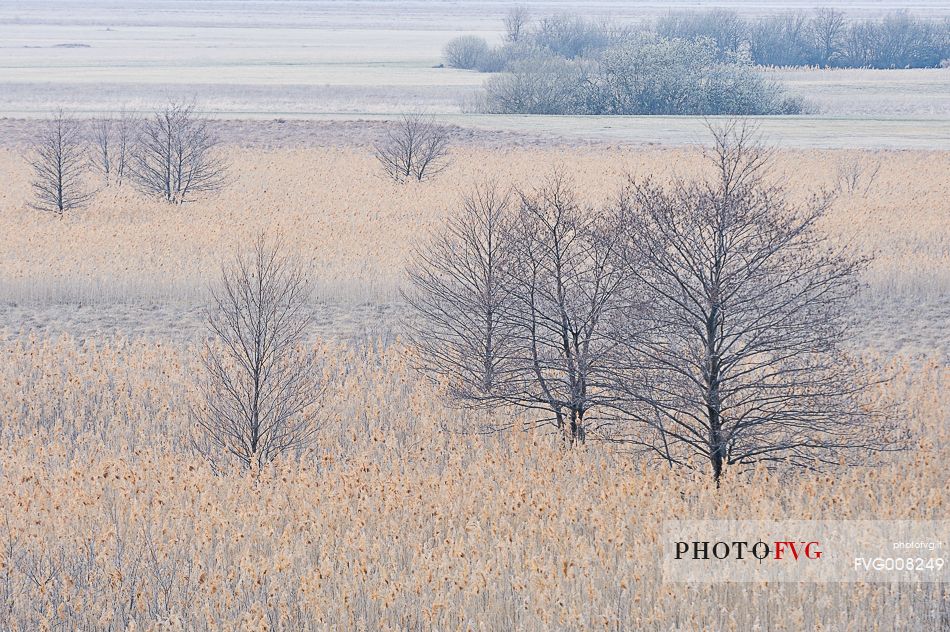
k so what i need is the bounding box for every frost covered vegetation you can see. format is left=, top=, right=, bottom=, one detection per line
left=449, top=8, right=950, bottom=114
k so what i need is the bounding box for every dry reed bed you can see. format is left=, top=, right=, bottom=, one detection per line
left=0, top=335, right=947, bottom=631
left=0, top=146, right=947, bottom=306
left=0, top=144, right=947, bottom=629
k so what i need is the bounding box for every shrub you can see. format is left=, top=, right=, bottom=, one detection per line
left=480, top=37, right=804, bottom=115
left=443, top=35, right=490, bottom=69
left=480, top=55, right=592, bottom=115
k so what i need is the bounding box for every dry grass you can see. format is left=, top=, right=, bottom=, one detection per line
left=1, top=146, right=947, bottom=304
left=1, top=144, right=948, bottom=353
left=0, top=335, right=947, bottom=631
left=0, top=141, right=948, bottom=629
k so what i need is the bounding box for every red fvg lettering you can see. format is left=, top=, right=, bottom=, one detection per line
left=775, top=541, right=823, bottom=560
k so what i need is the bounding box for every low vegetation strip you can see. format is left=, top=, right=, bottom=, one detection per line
left=448, top=8, right=950, bottom=115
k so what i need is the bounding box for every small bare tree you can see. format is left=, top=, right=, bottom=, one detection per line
left=91, top=108, right=138, bottom=186
left=375, top=113, right=451, bottom=182
left=28, top=110, right=91, bottom=215
left=504, top=6, right=531, bottom=43
left=193, top=235, right=326, bottom=469
left=130, top=101, right=226, bottom=204
left=610, top=121, right=895, bottom=484
left=835, top=154, right=882, bottom=196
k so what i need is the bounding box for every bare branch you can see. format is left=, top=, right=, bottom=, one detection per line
left=129, top=101, right=227, bottom=204
left=27, top=110, right=92, bottom=215
left=192, top=234, right=328, bottom=469
left=608, top=121, right=899, bottom=485
left=375, top=113, right=452, bottom=183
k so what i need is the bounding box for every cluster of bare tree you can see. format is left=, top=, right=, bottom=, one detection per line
left=27, top=102, right=227, bottom=214
left=448, top=8, right=949, bottom=74
left=406, top=123, right=897, bottom=484
left=446, top=7, right=948, bottom=114
left=375, top=113, right=452, bottom=183
left=663, top=9, right=950, bottom=69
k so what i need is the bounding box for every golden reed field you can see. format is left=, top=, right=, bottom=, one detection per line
left=0, top=144, right=948, bottom=630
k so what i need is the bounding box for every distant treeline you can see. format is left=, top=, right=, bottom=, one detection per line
left=657, top=9, right=950, bottom=69
left=446, top=9, right=949, bottom=116
left=448, top=9, right=950, bottom=72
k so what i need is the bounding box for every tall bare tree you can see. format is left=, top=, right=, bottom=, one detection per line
left=28, top=110, right=91, bottom=215
left=404, top=183, right=519, bottom=412
left=375, top=113, right=452, bottom=182
left=91, top=108, right=138, bottom=186
left=504, top=176, right=626, bottom=444
left=406, top=176, right=626, bottom=444
left=609, top=121, right=894, bottom=484
left=130, top=101, right=227, bottom=204
left=192, top=235, right=326, bottom=469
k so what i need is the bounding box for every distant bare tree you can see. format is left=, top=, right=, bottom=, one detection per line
left=609, top=121, right=894, bottom=484
left=130, top=101, right=226, bottom=204
left=91, top=108, right=138, bottom=186
left=504, top=6, right=531, bottom=43
left=375, top=113, right=451, bottom=182
left=404, top=183, right=519, bottom=412
left=28, top=110, right=91, bottom=214
left=192, top=235, right=326, bottom=469
left=810, top=8, right=846, bottom=66
left=835, top=154, right=882, bottom=196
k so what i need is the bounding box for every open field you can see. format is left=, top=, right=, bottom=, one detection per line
left=1, top=144, right=948, bottom=353
left=1, top=0, right=949, bottom=122
left=2, top=133, right=950, bottom=623
left=1, top=333, right=947, bottom=630
left=2, top=115, right=950, bottom=150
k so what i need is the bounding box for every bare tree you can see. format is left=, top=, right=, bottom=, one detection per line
left=404, top=183, right=519, bottom=412
left=505, top=176, right=627, bottom=444
left=810, top=8, right=846, bottom=66
left=609, top=121, right=895, bottom=484
left=406, top=176, right=627, bottom=444
left=192, top=235, right=327, bottom=469
left=375, top=113, right=452, bottom=182
left=130, top=101, right=227, bottom=204
left=835, top=154, right=882, bottom=196
left=91, top=108, right=138, bottom=186
left=27, top=110, right=91, bottom=215
left=504, top=6, right=531, bottom=43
